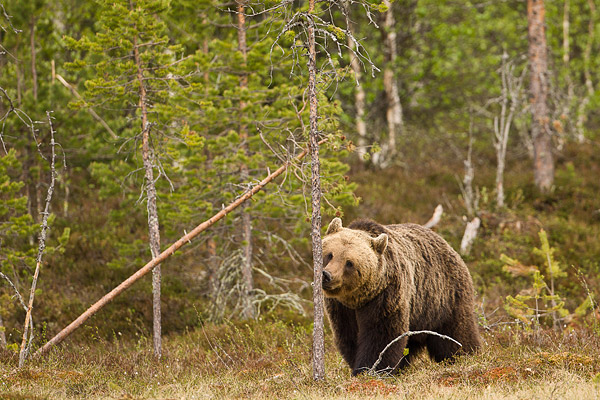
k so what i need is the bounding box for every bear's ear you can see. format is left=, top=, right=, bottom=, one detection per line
left=371, top=233, right=388, bottom=254
left=326, top=217, right=343, bottom=235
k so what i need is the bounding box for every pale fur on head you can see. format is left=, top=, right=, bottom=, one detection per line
left=322, top=218, right=389, bottom=309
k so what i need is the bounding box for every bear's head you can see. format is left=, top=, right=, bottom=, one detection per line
left=321, top=218, right=389, bottom=309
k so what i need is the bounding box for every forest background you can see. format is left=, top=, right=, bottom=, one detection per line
left=1, top=0, right=600, bottom=398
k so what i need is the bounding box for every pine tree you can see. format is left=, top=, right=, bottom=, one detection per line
left=64, top=0, right=193, bottom=357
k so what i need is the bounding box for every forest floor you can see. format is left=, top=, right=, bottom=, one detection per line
left=1, top=320, right=600, bottom=399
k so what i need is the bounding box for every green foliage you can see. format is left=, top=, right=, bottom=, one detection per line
left=502, top=230, right=569, bottom=329
left=1, top=0, right=599, bottom=344
left=0, top=151, right=37, bottom=310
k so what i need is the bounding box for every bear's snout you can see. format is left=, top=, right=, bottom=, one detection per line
left=322, top=270, right=339, bottom=293
left=322, top=270, right=332, bottom=284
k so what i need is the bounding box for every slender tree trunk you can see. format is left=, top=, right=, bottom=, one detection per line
left=527, top=0, right=554, bottom=192
left=19, top=111, right=57, bottom=368
left=381, top=0, right=403, bottom=162
left=236, top=0, right=255, bottom=320
left=133, top=32, right=162, bottom=358
left=30, top=17, right=44, bottom=219
left=203, top=17, right=210, bottom=85
left=495, top=54, right=522, bottom=208
left=307, top=0, right=325, bottom=381
left=207, top=238, right=218, bottom=295
left=576, top=0, right=596, bottom=142
left=462, top=122, right=477, bottom=217
left=563, top=0, right=574, bottom=108
left=0, top=314, right=6, bottom=348
left=344, top=4, right=368, bottom=161
left=30, top=18, right=38, bottom=102
left=496, top=154, right=505, bottom=208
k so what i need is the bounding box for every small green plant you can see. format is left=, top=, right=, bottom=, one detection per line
left=502, top=229, right=568, bottom=330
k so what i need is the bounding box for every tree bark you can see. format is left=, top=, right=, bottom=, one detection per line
left=237, top=0, right=255, bottom=320
left=575, top=0, right=596, bottom=142
left=35, top=139, right=326, bottom=358
left=494, top=54, right=523, bottom=208
left=527, top=0, right=554, bottom=192
left=133, top=30, right=162, bottom=358
left=460, top=217, right=480, bottom=255
left=423, top=204, right=443, bottom=229
left=307, top=0, right=325, bottom=381
left=381, top=0, right=403, bottom=162
left=30, top=17, right=37, bottom=102
left=0, top=314, right=6, bottom=348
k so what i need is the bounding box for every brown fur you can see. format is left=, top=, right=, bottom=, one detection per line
left=322, top=218, right=482, bottom=375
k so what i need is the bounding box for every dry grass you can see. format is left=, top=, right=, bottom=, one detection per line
left=1, top=320, right=600, bottom=399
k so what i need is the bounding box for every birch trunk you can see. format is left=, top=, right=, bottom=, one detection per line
left=133, top=31, right=162, bottom=358
left=562, top=0, right=574, bottom=127
left=307, top=0, right=325, bottom=381
left=0, top=314, right=6, bottom=347
left=575, top=0, right=596, bottom=142
left=460, top=217, right=481, bottom=255
left=381, top=0, right=402, bottom=162
left=527, top=0, right=554, bottom=192
left=494, top=54, right=522, bottom=209
left=344, top=4, right=368, bottom=161
left=236, top=0, right=255, bottom=320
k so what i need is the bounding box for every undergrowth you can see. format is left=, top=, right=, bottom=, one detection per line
left=2, top=320, right=600, bottom=399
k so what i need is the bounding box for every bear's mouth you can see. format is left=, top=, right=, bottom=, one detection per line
left=322, top=283, right=341, bottom=296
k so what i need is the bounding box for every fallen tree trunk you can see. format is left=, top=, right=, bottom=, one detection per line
left=35, top=140, right=325, bottom=357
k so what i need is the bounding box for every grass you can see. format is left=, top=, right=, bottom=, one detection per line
left=2, top=320, right=600, bottom=399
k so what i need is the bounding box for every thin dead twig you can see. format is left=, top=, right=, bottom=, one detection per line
left=369, top=330, right=462, bottom=375
left=18, top=111, right=59, bottom=368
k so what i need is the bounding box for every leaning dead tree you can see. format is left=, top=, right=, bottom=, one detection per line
left=19, top=112, right=60, bottom=367
left=35, top=139, right=325, bottom=358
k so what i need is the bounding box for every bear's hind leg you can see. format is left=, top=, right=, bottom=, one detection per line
left=425, top=328, right=462, bottom=363
left=426, top=309, right=481, bottom=362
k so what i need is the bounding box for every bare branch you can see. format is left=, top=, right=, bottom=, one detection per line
left=0, top=3, right=21, bottom=34
left=369, top=330, right=462, bottom=375
left=19, top=111, right=59, bottom=367
left=423, top=204, right=443, bottom=229
left=55, top=74, right=118, bottom=139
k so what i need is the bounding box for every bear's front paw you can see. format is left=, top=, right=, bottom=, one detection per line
left=351, top=366, right=369, bottom=376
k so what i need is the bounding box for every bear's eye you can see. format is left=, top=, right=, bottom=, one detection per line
left=345, top=260, right=354, bottom=269
left=324, top=253, right=333, bottom=265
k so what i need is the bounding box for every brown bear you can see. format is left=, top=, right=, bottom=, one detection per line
left=322, top=217, right=481, bottom=375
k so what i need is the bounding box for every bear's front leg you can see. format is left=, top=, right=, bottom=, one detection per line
left=325, top=298, right=358, bottom=368
left=353, top=309, right=409, bottom=376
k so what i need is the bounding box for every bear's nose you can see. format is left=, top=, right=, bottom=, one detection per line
left=322, top=270, right=332, bottom=284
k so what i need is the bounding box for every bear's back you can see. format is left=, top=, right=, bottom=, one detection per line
left=347, top=218, right=475, bottom=327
